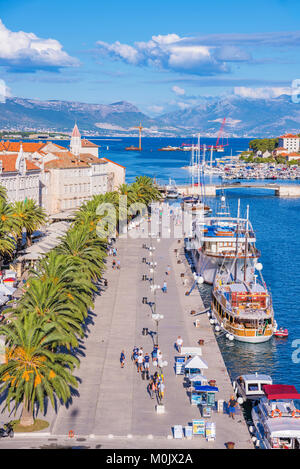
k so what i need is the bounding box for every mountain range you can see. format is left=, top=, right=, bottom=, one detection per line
left=0, top=94, right=299, bottom=138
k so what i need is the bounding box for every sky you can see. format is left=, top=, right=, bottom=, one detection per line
left=1, top=0, right=300, bottom=115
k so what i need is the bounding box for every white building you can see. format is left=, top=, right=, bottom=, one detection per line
left=0, top=145, right=41, bottom=204
left=278, top=134, right=300, bottom=153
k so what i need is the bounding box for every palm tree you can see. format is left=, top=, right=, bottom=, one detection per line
left=55, top=226, right=106, bottom=281
left=0, top=314, right=79, bottom=427
left=12, top=199, right=47, bottom=247
left=15, top=276, right=85, bottom=348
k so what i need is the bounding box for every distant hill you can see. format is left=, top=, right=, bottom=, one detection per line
left=159, top=94, right=300, bottom=138
left=0, top=94, right=299, bottom=137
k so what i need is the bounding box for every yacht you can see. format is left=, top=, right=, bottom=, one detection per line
left=165, top=178, right=179, bottom=199
left=252, top=384, right=300, bottom=449
left=191, top=200, right=260, bottom=284
left=211, top=264, right=274, bottom=343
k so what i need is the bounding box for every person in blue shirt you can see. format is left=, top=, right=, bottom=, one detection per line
left=120, top=350, right=125, bottom=368
left=143, top=353, right=150, bottom=379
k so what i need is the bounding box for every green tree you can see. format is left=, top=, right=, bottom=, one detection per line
left=0, top=314, right=79, bottom=427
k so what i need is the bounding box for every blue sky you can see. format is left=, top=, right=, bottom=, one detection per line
left=1, top=0, right=300, bottom=115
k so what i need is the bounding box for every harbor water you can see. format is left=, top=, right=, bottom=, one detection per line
left=58, top=136, right=300, bottom=389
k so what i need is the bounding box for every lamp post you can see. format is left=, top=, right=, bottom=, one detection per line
left=152, top=313, right=164, bottom=346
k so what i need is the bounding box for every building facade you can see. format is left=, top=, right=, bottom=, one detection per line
left=278, top=134, right=300, bottom=153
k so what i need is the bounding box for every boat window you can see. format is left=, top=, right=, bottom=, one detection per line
left=247, top=383, right=259, bottom=392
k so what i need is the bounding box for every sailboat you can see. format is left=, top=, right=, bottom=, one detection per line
left=210, top=204, right=274, bottom=343
left=182, top=136, right=212, bottom=215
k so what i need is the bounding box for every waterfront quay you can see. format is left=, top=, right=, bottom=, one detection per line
left=0, top=214, right=253, bottom=449
left=46, top=214, right=252, bottom=449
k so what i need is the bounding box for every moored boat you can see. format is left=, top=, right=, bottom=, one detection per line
left=252, top=384, right=300, bottom=449
left=233, top=373, right=273, bottom=404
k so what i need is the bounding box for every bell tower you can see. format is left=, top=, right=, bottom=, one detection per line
left=70, top=123, right=82, bottom=156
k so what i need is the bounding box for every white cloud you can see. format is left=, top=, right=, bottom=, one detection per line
left=148, top=104, right=164, bottom=114
left=0, top=19, right=78, bottom=71
left=172, top=85, right=185, bottom=96
left=234, top=86, right=292, bottom=99
left=96, top=33, right=229, bottom=75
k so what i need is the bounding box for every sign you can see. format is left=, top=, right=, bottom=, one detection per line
left=192, top=419, right=205, bottom=435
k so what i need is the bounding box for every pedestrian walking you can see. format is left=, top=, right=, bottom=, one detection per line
left=112, top=260, right=116, bottom=269
left=132, top=346, right=138, bottom=362
left=228, top=395, right=237, bottom=419
left=116, top=260, right=121, bottom=269
left=162, top=281, right=167, bottom=293
left=158, top=381, right=165, bottom=402
left=137, top=353, right=144, bottom=373
left=148, top=378, right=155, bottom=399
left=120, top=350, right=125, bottom=368
left=143, top=353, right=150, bottom=380
left=113, top=247, right=117, bottom=257
left=176, top=336, right=183, bottom=353
left=166, top=265, right=171, bottom=276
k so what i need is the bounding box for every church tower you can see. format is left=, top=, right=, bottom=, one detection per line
left=70, top=123, right=82, bottom=156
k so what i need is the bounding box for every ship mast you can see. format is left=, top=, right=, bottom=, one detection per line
left=234, top=198, right=240, bottom=281
left=243, top=205, right=249, bottom=282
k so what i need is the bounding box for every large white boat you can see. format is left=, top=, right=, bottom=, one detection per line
left=252, top=384, right=300, bottom=449
left=191, top=200, right=260, bottom=284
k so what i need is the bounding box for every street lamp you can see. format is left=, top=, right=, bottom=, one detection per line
left=152, top=313, right=164, bottom=346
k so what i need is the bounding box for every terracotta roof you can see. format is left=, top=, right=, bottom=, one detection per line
left=274, top=147, right=286, bottom=151
left=278, top=134, right=300, bottom=139
left=100, top=157, right=126, bottom=169
left=81, top=139, right=99, bottom=148
left=44, top=152, right=89, bottom=169
left=286, top=152, right=300, bottom=156
left=0, top=154, right=40, bottom=172
left=45, top=151, right=110, bottom=169
left=0, top=141, right=46, bottom=153
left=79, top=153, right=105, bottom=164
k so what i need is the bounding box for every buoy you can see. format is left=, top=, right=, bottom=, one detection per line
left=237, top=397, right=244, bottom=405
left=229, top=335, right=234, bottom=341
left=215, top=325, right=221, bottom=332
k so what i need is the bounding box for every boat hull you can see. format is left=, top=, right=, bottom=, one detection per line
left=193, top=250, right=259, bottom=284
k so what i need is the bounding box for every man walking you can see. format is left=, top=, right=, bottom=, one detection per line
left=176, top=336, right=183, bottom=354
left=120, top=350, right=125, bottom=368
left=162, top=281, right=167, bottom=293
left=143, top=353, right=150, bottom=380
left=137, top=352, right=144, bottom=373
left=228, top=395, right=237, bottom=419
left=158, top=380, right=165, bottom=403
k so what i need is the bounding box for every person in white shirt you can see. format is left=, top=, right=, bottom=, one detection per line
left=176, top=336, right=183, bottom=353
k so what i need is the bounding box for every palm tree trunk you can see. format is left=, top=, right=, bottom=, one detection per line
left=26, top=233, right=32, bottom=247
left=20, top=397, right=34, bottom=427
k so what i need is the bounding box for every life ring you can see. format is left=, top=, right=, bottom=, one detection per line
left=292, top=410, right=300, bottom=418
left=271, top=409, right=282, bottom=418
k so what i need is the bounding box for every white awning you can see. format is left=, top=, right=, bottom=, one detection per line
left=185, top=355, right=208, bottom=369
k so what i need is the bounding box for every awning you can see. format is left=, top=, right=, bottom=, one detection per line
left=263, top=384, right=300, bottom=400
left=193, top=385, right=219, bottom=392
left=185, top=355, right=208, bottom=369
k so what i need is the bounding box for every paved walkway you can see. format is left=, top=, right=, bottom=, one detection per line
left=51, top=215, right=253, bottom=449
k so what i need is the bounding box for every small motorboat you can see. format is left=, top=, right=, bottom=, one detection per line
left=274, top=327, right=288, bottom=338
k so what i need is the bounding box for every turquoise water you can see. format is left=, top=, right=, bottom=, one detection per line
left=58, top=136, right=300, bottom=389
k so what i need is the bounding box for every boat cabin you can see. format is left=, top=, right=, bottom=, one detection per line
left=235, top=374, right=273, bottom=401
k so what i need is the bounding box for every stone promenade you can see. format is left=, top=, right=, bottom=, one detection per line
left=50, top=214, right=253, bottom=449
